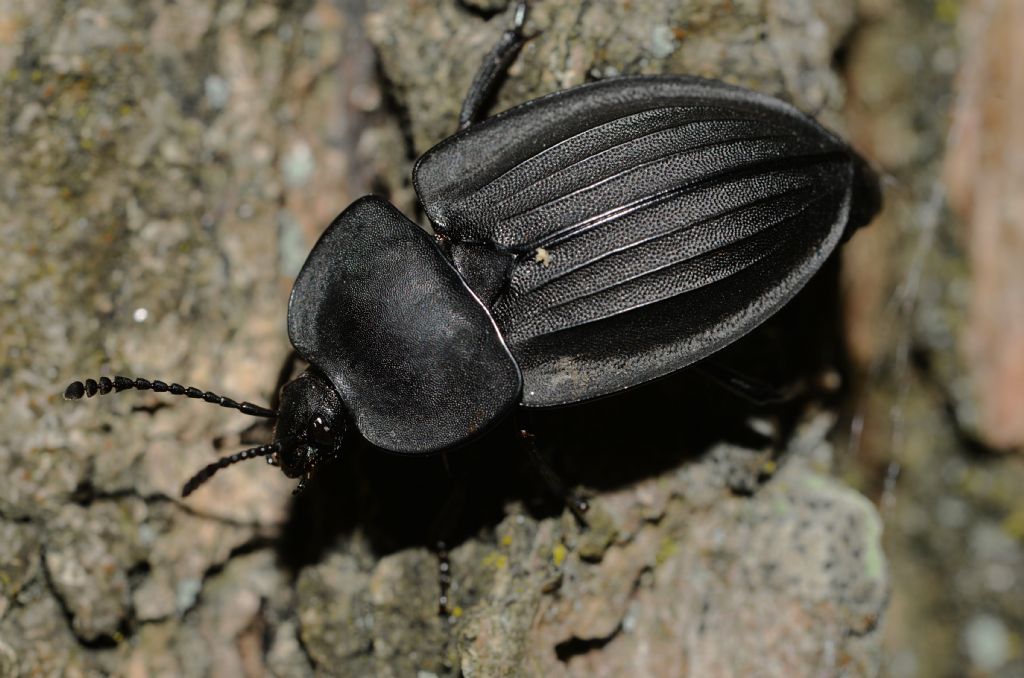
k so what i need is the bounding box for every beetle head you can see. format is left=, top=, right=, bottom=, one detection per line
left=270, top=369, right=347, bottom=482
left=63, top=367, right=348, bottom=497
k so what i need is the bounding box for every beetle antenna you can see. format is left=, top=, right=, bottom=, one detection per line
left=63, top=376, right=277, bottom=418
left=181, top=441, right=282, bottom=497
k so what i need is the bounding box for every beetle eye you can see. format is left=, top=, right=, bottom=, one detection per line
left=308, top=416, right=335, bottom=445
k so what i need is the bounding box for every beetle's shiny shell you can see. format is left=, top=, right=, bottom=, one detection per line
left=289, top=75, right=881, bottom=453
left=415, top=75, right=880, bottom=407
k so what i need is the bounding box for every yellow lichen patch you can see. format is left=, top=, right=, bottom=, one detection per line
left=451, top=606, right=464, bottom=618
left=656, top=536, right=678, bottom=565
left=501, top=534, right=513, bottom=547
left=761, top=459, right=778, bottom=476
left=482, top=551, right=508, bottom=570
left=935, top=0, right=959, bottom=23
left=552, top=543, right=568, bottom=567
left=1003, top=507, right=1024, bottom=540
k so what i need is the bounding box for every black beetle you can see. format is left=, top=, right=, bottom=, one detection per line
left=64, top=3, right=881, bottom=498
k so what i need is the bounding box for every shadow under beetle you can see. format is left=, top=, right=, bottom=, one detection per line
left=65, top=1, right=882, bottom=499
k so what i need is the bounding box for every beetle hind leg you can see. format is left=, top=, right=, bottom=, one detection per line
left=693, top=360, right=787, bottom=407
left=457, top=0, right=531, bottom=130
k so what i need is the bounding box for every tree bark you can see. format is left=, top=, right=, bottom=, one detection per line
left=0, top=0, right=945, bottom=675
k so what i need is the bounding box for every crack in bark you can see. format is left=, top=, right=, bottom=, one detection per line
left=68, top=482, right=280, bottom=529
left=177, top=534, right=278, bottom=619
left=38, top=547, right=125, bottom=649
left=36, top=508, right=276, bottom=650
left=554, top=621, right=623, bottom=663
left=552, top=557, right=655, bottom=664
left=456, top=0, right=509, bottom=21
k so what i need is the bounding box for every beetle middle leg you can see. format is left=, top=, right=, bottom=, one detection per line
left=458, top=0, right=530, bottom=130
left=519, top=428, right=590, bottom=526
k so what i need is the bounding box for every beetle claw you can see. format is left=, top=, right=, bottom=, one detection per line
left=512, top=0, right=527, bottom=32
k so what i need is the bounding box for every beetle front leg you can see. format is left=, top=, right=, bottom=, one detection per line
left=457, top=0, right=531, bottom=130
left=271, top=349, right=302, bottom=411
left=428, top=465, right=468, bottom=617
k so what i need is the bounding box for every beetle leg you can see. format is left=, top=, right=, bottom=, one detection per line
left=271, top=349, right=303, bottom=411
left=693, top=360, right=787, bottom=406
left=457, top=0, right=531, bottom=130
left=519, top=429, right=590, bottom=526
left=428, top=475, right=467, bottom=618
left=436, top=540, right=453, bottom=617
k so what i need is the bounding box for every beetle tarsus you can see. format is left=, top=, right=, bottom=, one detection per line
left=436, top=540, right=453, bottom=617
left=511, top=0, right=528, bottom=32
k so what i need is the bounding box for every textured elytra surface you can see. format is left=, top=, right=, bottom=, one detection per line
left=417, top=79, right=853, bottom=246
left=417, top=75, right=874, bottom=405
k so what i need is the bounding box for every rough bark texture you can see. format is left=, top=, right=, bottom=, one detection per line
left=943, top=0, right=1024, bottom=452
left=1, top=0, right=1019, bottom=677
left=840, top=0, right=1024, bottom=675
